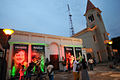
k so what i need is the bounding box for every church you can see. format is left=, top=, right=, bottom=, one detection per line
left=72, top=0, right=112, bottom=63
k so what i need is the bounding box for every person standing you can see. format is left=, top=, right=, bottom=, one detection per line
left=47, top=62, right=54, bottom=80
left=26, top=63, right=33, bottom=80
left=62, top=56, right=66, bottom=72
left=19, top=65, right=25, bottom=80
left=93, top=57, right=96, bottom=66
left=88, top=57, right=94, bottom=70
left=81, top=58, right=90, bottom=80
left=45, top=58, right=49, bottom=72
left=73, top=60, right=80, bottom=80
left=68, top=59, right=71, bottom=72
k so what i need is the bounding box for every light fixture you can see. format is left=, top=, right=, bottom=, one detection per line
left=3, top=29, right=14, bottom=35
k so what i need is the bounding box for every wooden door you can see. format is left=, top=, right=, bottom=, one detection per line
left=50, top=55, right=59, bottom=70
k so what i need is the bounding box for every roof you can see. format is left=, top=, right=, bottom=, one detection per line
left=72, top=28, right=90, bottom=37
left=72, top=26, right=97, bottom=37
left=86, top=0, right=96, bottom=12
left=14, top=30, right=82, bottom=41
left=9, top=30, right=82, bottom=43
left=84, top=0, right=101, bottom=16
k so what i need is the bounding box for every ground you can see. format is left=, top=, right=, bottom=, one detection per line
left=53, top=62, right=120, bottom=80
left=8, top=62, right=120, bottom=80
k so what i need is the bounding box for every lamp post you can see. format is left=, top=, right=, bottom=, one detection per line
left=3, top=29, right=14, bottom=62
left=107, top=40, right=113, bottom=61
left=2, top=29, right=14, bottom=80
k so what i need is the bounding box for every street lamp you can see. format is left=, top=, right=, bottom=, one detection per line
left=108, top=41, right=113, bottom=45
left=3, top=29, right=14, bottom=60
left=107, top=40, right=113, bottom=61
left=1, top=29, right=14, bottom=80
left=3, top=29, right=14, bottom=36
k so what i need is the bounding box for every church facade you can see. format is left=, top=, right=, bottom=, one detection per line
left=72, top=0, right=111, bottom=62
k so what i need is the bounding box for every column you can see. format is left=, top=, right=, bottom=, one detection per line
left=6, top=44, right=13, bottom=79
left=28, top=44, right=31, bottom=66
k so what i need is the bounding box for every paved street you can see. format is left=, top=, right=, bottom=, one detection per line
left=53, top=63, right=120, bottom=80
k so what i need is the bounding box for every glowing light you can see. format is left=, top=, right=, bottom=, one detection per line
left=9, top=42, right=47, bottom=46
left=76, top=54, right=82, bottom=62
left=40, top=55, right=45, bottom=72
left=108, top=41, right=113, bottom=45
left=86, top=48, right=93, bottom=53
left=65, top=52, right=74, bottom=69
left=11, top=66, right=16, bottom=77
left=33, top=65, right=36, bottom=73
left=107, top=32, right=110, bottom=36
left=113, top=49, right=118, bottom=52
left=24, top=66, right=27, bottom=75
left=64, top=45, right=83, bottom=47
left=104, top=40, right=112, bottom=44
left=3, top=29, right=14, bottom=35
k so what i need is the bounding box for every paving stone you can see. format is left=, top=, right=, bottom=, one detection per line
left=53, top=62, right=120, bottom=80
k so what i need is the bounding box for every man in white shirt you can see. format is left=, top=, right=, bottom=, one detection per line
left=73, top=60, right=80, bottom=80
left=88, top=58, right=94, bottom=70
left=47, top=62, right=54, bottom=80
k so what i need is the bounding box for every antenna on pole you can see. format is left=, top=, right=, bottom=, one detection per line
left=67, top=4, right=74, bottom=36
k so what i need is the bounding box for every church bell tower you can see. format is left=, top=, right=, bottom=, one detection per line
left=84, top=0, right=110, bottom=62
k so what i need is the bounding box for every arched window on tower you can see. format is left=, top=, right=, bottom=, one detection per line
left=88, top=14, right=94, bottom=22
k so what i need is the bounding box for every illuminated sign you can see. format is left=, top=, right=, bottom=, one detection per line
left=31, top=45, right=45, bottom=72
left=64, top=47, right=74, bottom=69
left=75, top=47, right=82, bottom=58
left=14, top=50, right=25, bottom=64
left=11, top=44, right=28, bottom=76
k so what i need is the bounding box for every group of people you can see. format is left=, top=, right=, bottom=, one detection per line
left=18, top=57, right=94, bottom=80
left=73, top=57, right=94, bottom=80
left=18, top=61, right=54, bottom=80
left=18, top=62, right=42, bottom=80
left=73, top=58, right=88, bottom=80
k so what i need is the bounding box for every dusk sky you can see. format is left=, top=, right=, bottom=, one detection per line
left=0, top=0, right=120, bottom=39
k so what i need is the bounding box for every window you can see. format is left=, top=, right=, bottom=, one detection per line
left=97, top=13, right=102, bottom=21
left=93, top=35, right=97, bottom=42
left=103, top=33, right=108, bottom=40
left=97, top=51, right=102, bottom=62
left=88, top=14, right=94, bottom=22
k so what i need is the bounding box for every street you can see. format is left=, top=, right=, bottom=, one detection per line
left=53, top=62, right=120, bottom=80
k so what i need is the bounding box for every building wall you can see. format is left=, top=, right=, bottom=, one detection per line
left=74, top=31, right=100, bottom=62
left=7, top=30, right=83, bottom=79
left=87, top=9, right=108, bottom=62
left=74, top=8, right=109, bottom=63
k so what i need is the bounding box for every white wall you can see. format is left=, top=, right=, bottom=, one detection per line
left=7, top=30, right=83, bottom=79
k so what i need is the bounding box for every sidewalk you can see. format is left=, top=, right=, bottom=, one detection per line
left=95, top=62, right=120, bottom=71
left=53, top=62, right=120, bottom=80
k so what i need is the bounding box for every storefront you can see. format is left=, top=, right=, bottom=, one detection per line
left=6, top=30, right=84, bottom=79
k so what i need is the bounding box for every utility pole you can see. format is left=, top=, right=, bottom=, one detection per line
left=67, top=4, right=74, bottom=36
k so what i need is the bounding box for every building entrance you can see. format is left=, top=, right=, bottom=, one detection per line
left=50, top=55, right=59, bottom=70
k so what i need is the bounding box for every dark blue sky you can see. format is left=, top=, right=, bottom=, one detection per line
left=0, top=0, right=120, bottom=39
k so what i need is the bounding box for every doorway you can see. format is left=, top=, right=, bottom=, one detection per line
left=50, top=55, right=59, bottom=70
left=97, top=51, right=102, bottom=62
